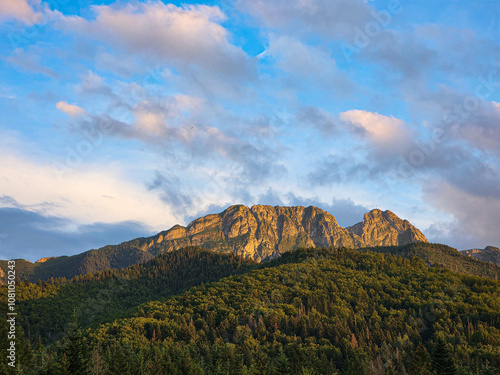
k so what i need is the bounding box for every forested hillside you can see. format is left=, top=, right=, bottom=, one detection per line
left=0, top=205, right=430, bottom=283
left=0, top=242, right=155, bottom=284
left=2, top=248, right=254, bottom=344
left=366, top=243, right=500, bottom=280
left=1, top=247, right=499, bottom=374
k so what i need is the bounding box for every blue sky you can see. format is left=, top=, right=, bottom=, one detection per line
left=1, top=0, right=499, bottom=261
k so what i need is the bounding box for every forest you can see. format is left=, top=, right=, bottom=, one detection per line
left=1, top=245, right=499, bottom=374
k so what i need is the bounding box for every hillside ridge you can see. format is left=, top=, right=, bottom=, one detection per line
left=0, top=204, right=428, bottom=282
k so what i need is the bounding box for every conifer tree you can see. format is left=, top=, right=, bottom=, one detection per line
left=409, top=343, right=432, bottom=375
left=431, top=337, right=457, bottom=375
left=61, top=311, right=88, bottom=375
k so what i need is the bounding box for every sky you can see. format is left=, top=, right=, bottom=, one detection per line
left=0, top=0, right=499, bottom=261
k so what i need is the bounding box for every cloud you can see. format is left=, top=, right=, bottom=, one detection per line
left=340, top=110, right=407, bottom=145
left=266, top=35, right=353, bottom=94
left=77, top=100, right=286, bottom=185
left=296, top=106, right=337, bottom=135
left=339, top=110, right=414, bottom=158
left=424, top=181, right=500, bottom=249
left=0, top=206, right=153, bottom=261
left=77, top=71, right=115, bottom=98
left=0, top=0, right=41, bottom=25
left=0, top=147, right=179, bottom=231
left=147, top=171, right=194, bottom=214
left=239, top=0, right=375, bottom=40
left=5, top=48, right=59, bottom=78
left=56, top=101, right=86, bottom=117
left=52, top=2, right=252, bottom=79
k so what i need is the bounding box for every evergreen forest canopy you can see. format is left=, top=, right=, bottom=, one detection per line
left=1, top=245, right=499, bottom=374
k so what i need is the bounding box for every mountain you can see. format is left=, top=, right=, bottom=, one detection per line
left=142, top=205, right=428, bottom=260
left=0, top=242, right=154, bottom=283
left=367, top=242, right=499, bottom=279
left=10, top=247, right=254, bottom=344
left=3, top=246, right=499, bottom=374
left=461, top=246, right=500, bottom=267
left=347, top=209, right=428, bottom=246
left=0, top=205, right=428, bottom=282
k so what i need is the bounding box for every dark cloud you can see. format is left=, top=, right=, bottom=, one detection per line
left=308, top=153, right=390, bottom=186
left=240, top=0, right=376, bottom=40
left=424, top=182, right=500, bottom=249
left=0, top=207, right=153, bottom=261
left=296, top=106, right=337, bottom=135
left=147, top=171, right=193, bottom=214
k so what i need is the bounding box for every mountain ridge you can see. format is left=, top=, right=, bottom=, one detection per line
left=1, top=204, right=428, bottom=282
left=461, top=246, right=500, bottom=267
left=139, top=205, right=428, bottom=260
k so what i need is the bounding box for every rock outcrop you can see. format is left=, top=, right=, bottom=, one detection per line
left=347, top=209, right=428, bottom=247
left=142, top=205, right=428, bottom=261
left=461, top=246, right=500, bottom=267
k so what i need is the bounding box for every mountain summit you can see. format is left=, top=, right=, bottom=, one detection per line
left=0, top=205, right=428, bottom=282
left=140, top=205, right=428, bottom=262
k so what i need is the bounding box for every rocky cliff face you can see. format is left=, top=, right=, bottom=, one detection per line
left=141, top=205, right=428, bottom=261
left=347, top=209, right=428, bottom=247
left=461, top=246, right=500, bottom=267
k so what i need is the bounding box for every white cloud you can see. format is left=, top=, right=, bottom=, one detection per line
left=493, top=101, right=500, bottom=113
left=52, top=2, right=250, bottom=78
left=0, top=148, right=180, bottom=232
left=56, top=101, right=86, bottom=117
left=268, top=35, right=338, bottom=76
left=340, top=109, right=411, bottom=148
left=133, top=102, right=168, bottom=136
left=0, top=0, right=41, bottom=25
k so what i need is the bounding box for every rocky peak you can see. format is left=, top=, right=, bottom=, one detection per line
left=346, top=208, right=428, bottom=247
left=141, top=204, right=427, bottom=261
left=35, top=257, right=55, bottom=263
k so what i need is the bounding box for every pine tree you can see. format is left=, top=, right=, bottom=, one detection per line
left=409, top=343, right=432, bottom=375
left=431, top=337, right=457, bottom=375
left=344, top=350, right=368, bottom=375
left=62, top=311, right=88, bottom=374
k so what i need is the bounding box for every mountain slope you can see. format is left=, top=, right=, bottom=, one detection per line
left=8, top=243, right=498, bottom=347
left=366, top=242, right=500, bottom=279
left=0, top=241, right=155, bottom=283
left=0, top=205, right=428, bottom=282
left=7, top=247, right=254, bottom=344
left=461, top=246, right=500, bottom=267
left=5, top=247, right=499, bottom=374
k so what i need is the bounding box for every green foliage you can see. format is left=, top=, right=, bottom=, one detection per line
left=2, top=247, right=254, bottom=344
left=408, top=342, right=432, bottom=375
left=366, top=243, right=500, bottom=279
left=431, top=336, right=457, bottom=375
left=0, top=242, right=155, bottom=283
left=1, top=246, right=499, bottom=374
